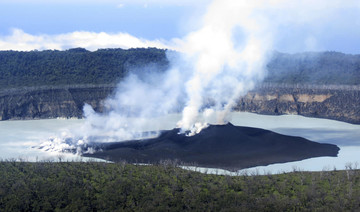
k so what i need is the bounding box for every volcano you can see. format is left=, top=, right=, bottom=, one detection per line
left=84, top=123, right=339, bottom=170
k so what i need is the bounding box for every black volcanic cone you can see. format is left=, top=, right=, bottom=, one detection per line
left=84, top=123, right=339, bottom=170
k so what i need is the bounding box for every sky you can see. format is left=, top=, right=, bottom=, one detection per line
left=0, top=0, right=360, bottom=54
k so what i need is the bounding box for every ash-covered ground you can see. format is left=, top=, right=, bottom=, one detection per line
left=82, top=123, right=339, bottom=171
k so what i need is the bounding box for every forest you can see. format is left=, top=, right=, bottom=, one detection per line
left=1, top=48, right=360, bottom=211
left=0, top=48, right=360, bottom=90
left=0, top=48, right=168, bottom=89
left=1, top=161, right=360, bottom=211
left=265, top=51, right=360, bottom=85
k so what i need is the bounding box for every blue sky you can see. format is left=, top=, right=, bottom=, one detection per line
left=0, top=0, right=359, bottom=54
left=0, top=2, right=191, bottom=40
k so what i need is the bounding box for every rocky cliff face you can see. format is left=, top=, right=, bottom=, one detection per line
left=0, top=84, right=359, bottom=124
left=0, top=85, right=115, bottom=120
left=235, top=84, right=360, bottom=124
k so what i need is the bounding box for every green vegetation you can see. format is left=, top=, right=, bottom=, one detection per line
left=265, top=51, right=360, bottom=85
left=0, top=48, right=168, bottom=89
left=1, top=48, right=360, bottom=91
left=1, top=161, right=360, bottom=211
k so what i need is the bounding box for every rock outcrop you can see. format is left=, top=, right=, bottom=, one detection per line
left=0, top=83, right=359, bottom=124
left=235, top=83, right=360, bottom=124
left=0, top=85, right=115, bottom=120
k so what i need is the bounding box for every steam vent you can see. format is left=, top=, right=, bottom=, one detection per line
left=85, top=123, right=339, bottom=171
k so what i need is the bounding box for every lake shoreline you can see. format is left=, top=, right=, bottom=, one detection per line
left=1, top=112, right=359, bottom=174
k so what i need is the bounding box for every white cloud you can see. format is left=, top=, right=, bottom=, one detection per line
left=116, top=3, right=124, bottom=8
left=0, top=29, right=175, bottom=51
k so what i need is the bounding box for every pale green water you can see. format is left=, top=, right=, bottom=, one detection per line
left=0, top=113, right=359, bottom=173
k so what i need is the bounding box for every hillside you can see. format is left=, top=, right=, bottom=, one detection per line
left=237, top=83, right=360, bottom=124
left=0, top=48, right=168, bottom=89
left=265, top=51, right=360, bottom=85
left=0, top=48, right=360, bottom=90
left=1, top=161, right=360, bottom=211
left=1, top=49, right=360, bottom=122
left=1, top=83, right=359, bottom=124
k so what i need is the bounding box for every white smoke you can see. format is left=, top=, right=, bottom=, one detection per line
left=79, top=62, right=186, bottom=141
left=175, top=0, right=275, bottom=134
left=75, top=0, right=275, bottom=139
left=39, top=0, right=360, bottom=151
left=174, top=0, right=360, bottom=134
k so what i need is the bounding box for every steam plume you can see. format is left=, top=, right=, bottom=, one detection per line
left=176, top=0, right=274, bottom=134
left=79, top=0, right=275, bottom=139
left=39, top=0, right=360, bottom=152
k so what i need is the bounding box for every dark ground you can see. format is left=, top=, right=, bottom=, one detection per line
left=84, top=123, right=339, bottom=171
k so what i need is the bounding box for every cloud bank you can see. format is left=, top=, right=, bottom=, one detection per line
left=0, top=29, right=172, bottom=51
left=2, top=0, right=359, bottom=53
